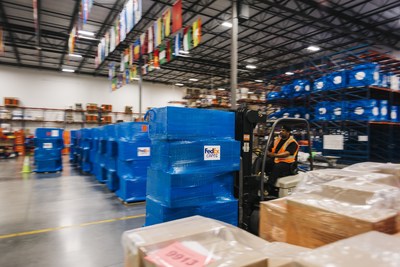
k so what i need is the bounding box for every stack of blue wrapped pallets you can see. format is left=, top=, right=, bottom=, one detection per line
left=145, top=107, right=240, bottom=226
left=80, top=128, right=93, bottom=173
left=105, top=124, right=118, bottom=191
left=69, top=130, right=77, bottom=163
left=93, top=126, right=107, bottom=183
left=115, top=122, right=151, bottom=203
left=34, top=128, right=64, bottom=172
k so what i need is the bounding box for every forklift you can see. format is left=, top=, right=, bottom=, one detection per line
left=235, top=107, right=314, bottom=234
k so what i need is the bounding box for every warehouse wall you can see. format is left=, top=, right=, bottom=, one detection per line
left=0, top=65, right=184, bottom=113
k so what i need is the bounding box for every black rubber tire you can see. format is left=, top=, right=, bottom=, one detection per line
left=249, top=209, right=260, bottom=235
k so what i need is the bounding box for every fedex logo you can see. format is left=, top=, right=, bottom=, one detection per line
left=204, top=145, right=221, bottom=161
left=137, top=147, right=151, bottom=157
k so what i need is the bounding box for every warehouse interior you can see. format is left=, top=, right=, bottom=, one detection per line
left=1, top=0, right=400, bottom=267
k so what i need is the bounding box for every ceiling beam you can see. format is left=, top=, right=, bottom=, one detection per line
left=0, top=1, right=21, bottom=65
left=58, top=0, right=80, bottom=69
left=35, top=0, right=42, bottom=67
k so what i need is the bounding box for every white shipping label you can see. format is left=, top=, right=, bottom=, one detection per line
left=204, top=145, right=221, bottom=161
left=43, top=143, right=53, bottom=149
left=137, top=147, right=151, bottom=157
left=51, top=130, right=59, bottom=137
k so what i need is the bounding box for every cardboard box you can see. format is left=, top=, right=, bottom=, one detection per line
left=284, top=231, right=400, bottom=267
left=260, top=199, right=289, bottom=242
left=286, top=194, right=399, bottom=248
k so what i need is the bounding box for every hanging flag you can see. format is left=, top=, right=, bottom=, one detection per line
left=110, top=26, right=116, bottom=52
left=0, top=27, right=4, bottom=55
left=133, top=39, right=140, bottom=60
left=163, top=8, right=171, bottom=37
left=156, top=17, right=162, bottom=47
left=183, top=26, right=192, bottom=52
left=120, top=52, right=125, bottom=72
left=148, top=52, right=154, bottom=72
left=33, top=0, right=38, bottom=32
left=154, top=49, right=160, bottom=69
left=153, top=21, right=158, bottom=49
left=159, top=44, right=166, bottom=65
left=68, top=26, right=76, bottom=54
left=105, top=32, right=110, bottom=57
left=172, top=0, right=182, bottom=33
left=126, top=0, right=134, bottom=31
left=115, top=20, right=120, bottom=46
left=108, top=62, right=115, bottom=81
left=120, top=8, right=127, bottom=42
left=140, top=32, right=147, bottom=55
left=124, top=48, right=130, bottom=69
left=174, top=32, right=181, bottom=57
left=130, top=65, right=137, bottom=80
left=129, top=44, right=134, bottom=65
left=147, top=27, right=153, bottom=53
left=82, top=0, right=89, bottom=24
left=166, top=40, right=171, bottom=62
left=133, top=0, right=142, bottom=24
left=111, top=77, right=117, bottom=91
left=192, top=18, right=202, bottom=47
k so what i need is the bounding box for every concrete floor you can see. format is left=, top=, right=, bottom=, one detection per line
left=0, top=156, right=146, bottom=267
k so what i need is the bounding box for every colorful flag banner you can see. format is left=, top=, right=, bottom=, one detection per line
left=129, top=43, right=134, bottom=65
left=174, top=32, right=181, bottom=56
left=134, top=39, right=141, bottom=60
left=156, top=17, right=162, bottom=47
left=115, top=20, right=120, bottom=46
left=126, top=0, right=134, bottom=32
left=154, top=49, right=160, bottom=69
left=148, top=27, right=153, bottom=53
left=105, top=32, right=110, bottom=57
left=120, top=52, right=125, bottom=72
left=120, top=8, right=127, bottom=42
left=183, top=26, right=192, bottom=52
left=163, top=8, right=171, bottom=37
left=159, top=44, right=166, bottom=65
left=140, top=32, right=147, bottom=55
left=108, top=62, right=115, bottom=81
left=82, top=0, right=89, bottom=24
left=124, top=48, right=130, bottom=69
left=172, top=0, right=182, bottom=33
left=110, top=26, right=116, bottom=52
left=111, top=77, right=117, bottom=91
left=166, top=40, right=171, bottom=62
left=130, top=65, right=137, bottom=80
left=134, top=0, right=142, bottom=24
left=0, top=27, right=4, bottom=55
left=192, top=18, right=202, bottom=47
left=148, top=52, right=154, bottom=72
left=68, top=26, right=76, bottom=54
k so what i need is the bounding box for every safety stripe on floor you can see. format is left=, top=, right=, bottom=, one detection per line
left=0, top=213, right=145, bottom=239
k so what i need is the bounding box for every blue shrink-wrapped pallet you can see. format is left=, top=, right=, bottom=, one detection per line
left=379, top=100, right=389, bottom=121
left=313, top=76, right=329, bottom=92
left=150, top=139, right=240, bottom=173
left=314, top=102, right=331, bottom=121
left=145, top=196, right=238, bottom=227
left=80, top=128, right=93, bottom=173
left=267, top=91, right=282, bottom=100
left=331, top=101, right=348, bottom=121
left=89, top=128, right=100, bottom=174
left=34, top=128, right=64, bottom=172
left=146, top=107, right=235, bottom=140
left=93, top=126, right=107, bottom=183
left=348, top=63, right=380, bottom=87
left=328, top=71, right=348, bottom=90
left=280, top=84, right=293, bottom=97
left=116, top=122, right=151, bottom=203
left=390, top=106, right=400, bottom=122
left=104, top=124, right=118, bottom=191
left=147, top=169, right=234, bottom=208
left=348, top=99, right=380, bottom=121
left=69, top=130, right=77, bottom=162
left=292, top=79, right=311, bottom=97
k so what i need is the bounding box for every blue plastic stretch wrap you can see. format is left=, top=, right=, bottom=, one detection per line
left=328, top=71, right=347, bottom=90
left=115, top=173, right=147, bottom=203
left=348, top=99, right=380, bottom=121
left=147, top=168, right=234, bottom=208
left=116, top=122, right=149, bottom=141
left=379, top=100, right=389, bottom=121
left=267, top=91, right=282, bottom=100
left=281, top=84, right=293, bottom=97
left=314, top=102, right=331, bottom=121
left=118, top=140, right=152, bottom=161
left=146, top=107, right=235, bottom=140
left=313, top=76, right=329, bottom=92
left=34, top=157, right=62, bottom=172
left=35, top=128, right=64, bottom=139
left=145, top=196, right=238, bottom=226
left=391, top=106, right=400, bottom=122
left=106, top=169, right=119, bottom=192
left=34, top=138, right=64, bottom=149
left=93, top=152, right=107, bottom=183
left=348, top=63, right=380, bottom=87
left=150, top=139, right=240, bottom=173
left=292, top=79, right=311, bottom=96
left=34, top=148, right=63, bottom=159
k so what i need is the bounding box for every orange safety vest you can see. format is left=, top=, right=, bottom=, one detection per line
left=271, top=136, right=299, bottom=164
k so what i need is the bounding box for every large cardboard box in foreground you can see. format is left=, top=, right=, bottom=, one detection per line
left=260, top=199, right=289, bottom=242
left=122, top=215, right=309, bottom=267
left=283, top=231, right=400, bottom=267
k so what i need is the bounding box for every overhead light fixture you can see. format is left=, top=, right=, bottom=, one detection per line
left=248, top=92, right=254, bottom=94
left=246, top=64, right=257, bottom=69
left=222, top=21, right=232, bottom=28
left=255, top=79, right=263, bottom=83
left=189, top=78, right=198, bottom=82
left=177, top=54, right=191, bottom=58
left=217, top=88, right=225, bottom=91
left=68, top=53, right=82, bottom=58
left=285, top=71, right=294, bottom=75
left=179, top=50, right=190, bottom=54
left=175, top=83, right=184, bottom=86
left=78, top=30, right=95, bottom=36
left=62, top=69, right=75, bottom=73
left=306, top=45, right=320, bottom=52
left=78, top=35, right=99, bottom=41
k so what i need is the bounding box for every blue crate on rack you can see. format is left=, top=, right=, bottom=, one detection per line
left=328, top=71, right=348, bottom=90
left=292, top=79, right=311, bottom=97
left=379, top=100, right=389, bottom=121
left=313, top=75, right=330, bottom=92
left=348, top=63, right=380, bottom=87
left=348, top=99, right=380, bottom=121
left=145, top=196, right=238, bottom=226
left=146, top=107, right=235, bottom=140
left=314, top=102, right=331, bottom=121
left=391, top=106, right=400, bottom=122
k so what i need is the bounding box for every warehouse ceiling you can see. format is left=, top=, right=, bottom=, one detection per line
left=1, top=0, right=400, bottom=89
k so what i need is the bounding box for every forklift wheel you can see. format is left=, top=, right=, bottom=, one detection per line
left=249, top=209, right=260, bottom=235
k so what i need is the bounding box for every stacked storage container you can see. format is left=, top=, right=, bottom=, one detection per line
left=80, top=128, right=93, bottom=173
left=69, top=130, right=77, bottom=163
left=93, top=126, right=107, bottom=183
left=34, top=128, right=64, bottom=172
left=116, top=122, right=151, bottom=203
left=89, top=128, right=100, bottom=175
left=105, top=124, right=118, bottom=191
left=145, top=107, right=240, bottom=226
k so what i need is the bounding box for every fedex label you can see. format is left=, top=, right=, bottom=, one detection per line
left=137, top=147, right=151, bottom=157
left=204, top=145, right=220, bottom=161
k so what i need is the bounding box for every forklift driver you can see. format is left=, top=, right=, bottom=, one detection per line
left=265, top=125, right=299, bottom=198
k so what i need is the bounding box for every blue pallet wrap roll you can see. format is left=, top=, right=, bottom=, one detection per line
left=147, top=168, right=234, bottom=208
left=145, top=196, right=238, bottom=226
left=150, top=139, right=240, bottom=173
left=146, top=107, right=235, bottom=140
